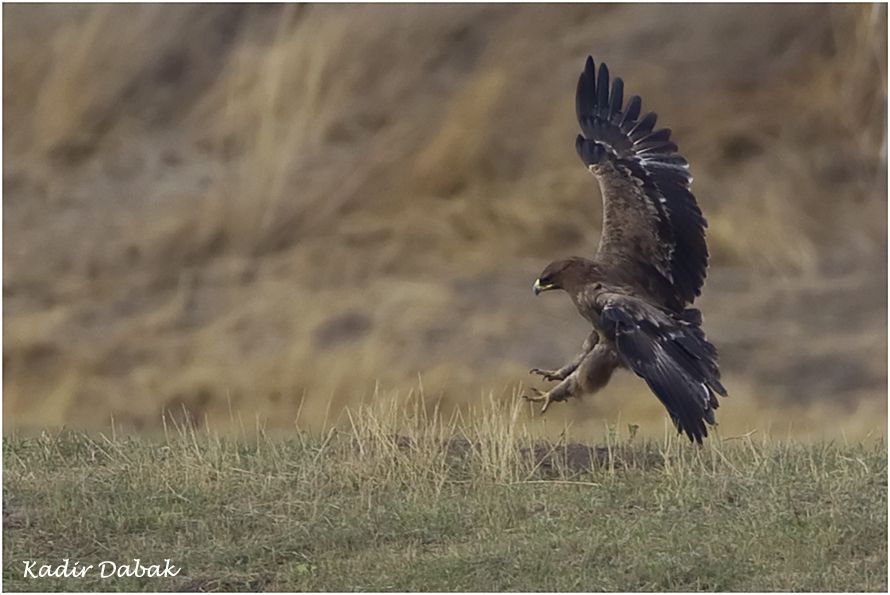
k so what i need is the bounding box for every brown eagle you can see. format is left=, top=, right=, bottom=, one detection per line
left=527, top=56, right=726, bottom=443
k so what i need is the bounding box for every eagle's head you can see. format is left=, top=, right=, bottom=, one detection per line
left=533, top=257, right=597, bottom=295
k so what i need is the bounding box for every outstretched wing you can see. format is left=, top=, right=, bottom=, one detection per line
left=575, top=56, right=708, bottom=307
left=597, top=292, right=726, bottom=444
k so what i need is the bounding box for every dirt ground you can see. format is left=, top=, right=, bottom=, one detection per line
left=3, top=4, right=887, bottom=440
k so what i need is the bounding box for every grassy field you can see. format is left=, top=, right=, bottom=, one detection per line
left=4, top=402, right=886, bottom=592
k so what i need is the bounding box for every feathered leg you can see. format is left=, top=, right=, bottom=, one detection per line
left=529, top=330, right=599, bottom=382
left=525, top=343, right=619, bottom=413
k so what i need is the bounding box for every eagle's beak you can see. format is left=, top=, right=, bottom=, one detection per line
left=533, top=279, right=555, bottom=295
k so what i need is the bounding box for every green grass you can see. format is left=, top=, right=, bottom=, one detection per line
left=3, top=406, right=887, bottom=592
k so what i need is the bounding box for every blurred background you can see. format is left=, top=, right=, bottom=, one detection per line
left=4, top=3, right=887, bottom=440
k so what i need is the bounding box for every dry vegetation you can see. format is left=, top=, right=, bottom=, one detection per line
left=3, top=4, right=887, bottom=439
left=3, top=398, right=887, bottom=591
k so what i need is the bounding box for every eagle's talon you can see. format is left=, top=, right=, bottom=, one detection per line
left=523, top=388, right=559, bottom=414
left=529, top=368, right=562, bottom=382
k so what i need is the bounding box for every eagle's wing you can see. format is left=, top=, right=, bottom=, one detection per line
left=575, top=57, right=708, bottom=307
left=596, top=291, right=726, bottom=444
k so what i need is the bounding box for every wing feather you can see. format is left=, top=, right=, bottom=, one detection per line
left=621, top=95, right=641, bottom=125
left=609, top=79, right=624, bottom=121
left=598, top=293, right=725, bottom=444
left=596, top=63, right=610, bottom=117
left=628, top=112, right=658, bottom=141
left=575, top=56, right=709, bottom=307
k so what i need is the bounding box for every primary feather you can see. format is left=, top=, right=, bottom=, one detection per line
left=575, top=56, right=708, bottom=308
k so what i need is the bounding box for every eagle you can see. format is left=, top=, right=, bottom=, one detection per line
left=526, top=56, right=727, bottom=443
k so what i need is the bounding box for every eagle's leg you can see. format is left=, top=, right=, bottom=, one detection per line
left=524, top=343, right=619, bottom=414
left=523, top=374, right=580, bottom=414
left=530, top=330, right=599, bottom=382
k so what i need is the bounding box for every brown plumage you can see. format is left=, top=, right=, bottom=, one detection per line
left=527, top=57, right=726, bottom=444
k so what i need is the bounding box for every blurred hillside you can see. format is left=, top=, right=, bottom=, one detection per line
left=3, top=4, right=887, bottom=439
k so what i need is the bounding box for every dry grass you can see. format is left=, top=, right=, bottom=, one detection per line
left=4, top=397, right=887, bottom=591
left=3, top=4, right=887, bottom=438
